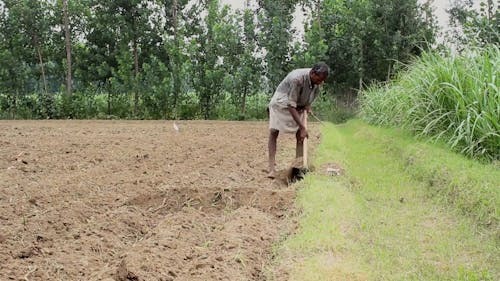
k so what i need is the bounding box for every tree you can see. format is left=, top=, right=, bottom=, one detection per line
left=448, top=0, right=499, bottom=48
left=0, top=4, right=32, bottom=118
left=109, top=0, right=163, bottom=115
left=82, top=0, right=165, bottom=117
left=1, top=0, right=58, bottom=118
left=292, top=0, right=328, bottom=68
left=231, top=7, right=263, bottom=119
left=188, top=0, right=230, bottom=119
left=159, top=0, right=190, bottom=118
left=258, top=0, right=300, bottom=91
left=302, top=0, right=436, bottom=92
left=62, top=0, right=72, bottom=97
left=3, top=1, right=52, bottom=94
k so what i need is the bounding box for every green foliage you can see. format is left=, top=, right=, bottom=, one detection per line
left=258, top=0, right=300, bottom=90
left=140, top=56, right=172, bottom=119
left=61, top=88, right=107, bottom=119
left=177, top=92, right=201, bottom=120
left=448, top=0, right=499, bottom=49
left=292, top=18, right=328, bottom=67
left=225, top=8, right=263, bottom=120
left=214, top=92, right=269, bottom=120
left=0, top=0, right=499, bottom=122
left=1, top=0, right=439, bottom=120
left=0, top=0, right=493, bottom=123
left=187, top=0, right=227, bottom=119
left=360, top=45, right=499, bottom=161
left=310, top=93, right=357, bottom=124
left=296, top=0, right=437, bottom=92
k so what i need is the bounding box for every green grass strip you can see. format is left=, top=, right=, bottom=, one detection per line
left=270, top=120, right=499, bottom=281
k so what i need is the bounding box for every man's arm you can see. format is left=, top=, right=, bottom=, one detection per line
left=288, top=106, right=308, bottom=140
left=287, top=79, right=309, bottom=140
left=288, top=106, right=305, bottom=129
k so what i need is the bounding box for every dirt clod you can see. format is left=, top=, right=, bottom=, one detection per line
left=116, top=260, right=139, bottom=281
left=16, top=246, right=40, bottom=259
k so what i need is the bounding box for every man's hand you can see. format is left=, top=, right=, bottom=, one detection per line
left=289, top=106, right=309, bottom=141
left=289, top=106, right=304, bottom=127
left=305, top=105, right=312, bottom=114
left=299, top=126, right=308, bottom=141
left=297, top=105, right=312, bottom=114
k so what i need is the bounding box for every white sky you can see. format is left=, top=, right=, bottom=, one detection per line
left=219, top=0, right=485, bottom=35
left=219, top=0, right=307, bottom=37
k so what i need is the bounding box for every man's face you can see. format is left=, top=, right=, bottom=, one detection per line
left=311, top=72, right=327, bottom=85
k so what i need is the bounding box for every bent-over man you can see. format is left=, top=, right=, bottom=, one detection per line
left=267, top=62, right=330, bottom=178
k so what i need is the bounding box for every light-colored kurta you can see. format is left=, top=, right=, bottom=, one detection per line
left=268, top=68, right=320, bottom=133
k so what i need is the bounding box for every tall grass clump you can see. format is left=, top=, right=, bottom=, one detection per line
left=359, top=45, right=499, bottom=161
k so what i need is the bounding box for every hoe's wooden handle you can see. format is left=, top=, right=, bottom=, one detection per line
left=303, top=113, right=308, bottom=168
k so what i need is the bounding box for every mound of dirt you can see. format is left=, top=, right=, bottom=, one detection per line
left=117, top=207, right=277, bottom=281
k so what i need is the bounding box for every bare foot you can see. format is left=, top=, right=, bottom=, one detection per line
left=267, top=169, right=276, bottom=179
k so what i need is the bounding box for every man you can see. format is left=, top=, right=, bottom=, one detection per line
left=267, top=62, right=330, bottom=179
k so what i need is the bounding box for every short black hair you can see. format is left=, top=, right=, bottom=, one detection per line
left=311, top=62, right=330, bottom=77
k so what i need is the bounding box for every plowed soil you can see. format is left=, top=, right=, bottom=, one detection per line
left=0, top=120, right=320, bottom=281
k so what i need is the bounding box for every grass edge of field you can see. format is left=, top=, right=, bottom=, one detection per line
left=265, top=119, right=499, bottom=281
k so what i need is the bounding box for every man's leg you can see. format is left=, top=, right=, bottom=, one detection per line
left=268, top=129, right=279, bottom=178
left=295, top=130, right=304, bottom=158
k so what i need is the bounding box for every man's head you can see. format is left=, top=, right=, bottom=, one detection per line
left=310, top=62, right=330, bottom=85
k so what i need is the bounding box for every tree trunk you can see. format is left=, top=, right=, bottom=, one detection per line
left=107, top=82, right=111, bottom=116
left=133, top=36, right=139, bottom=115
left=316, top=0, right=321, bottom=28
left=132, top=8, right=140, bottom=116
left=203, top=95, right=210, bottom=120
left=62, top=0, right=72, bottom=97
left=171, top=0, right=179, bottom=119
left=173, top=0, right=178, bottom=34
left=12, top=90, right=18, bottom=119
left=34, top=35, right=48, bottom=95
left=133, top=38, right=139, bottom=76
left=358, top=37, right=364, bottom=91
left=241, top=85, right=247, bottom=118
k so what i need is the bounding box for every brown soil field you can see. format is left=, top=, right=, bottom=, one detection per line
left=0, top=120, right=320, bottom=281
